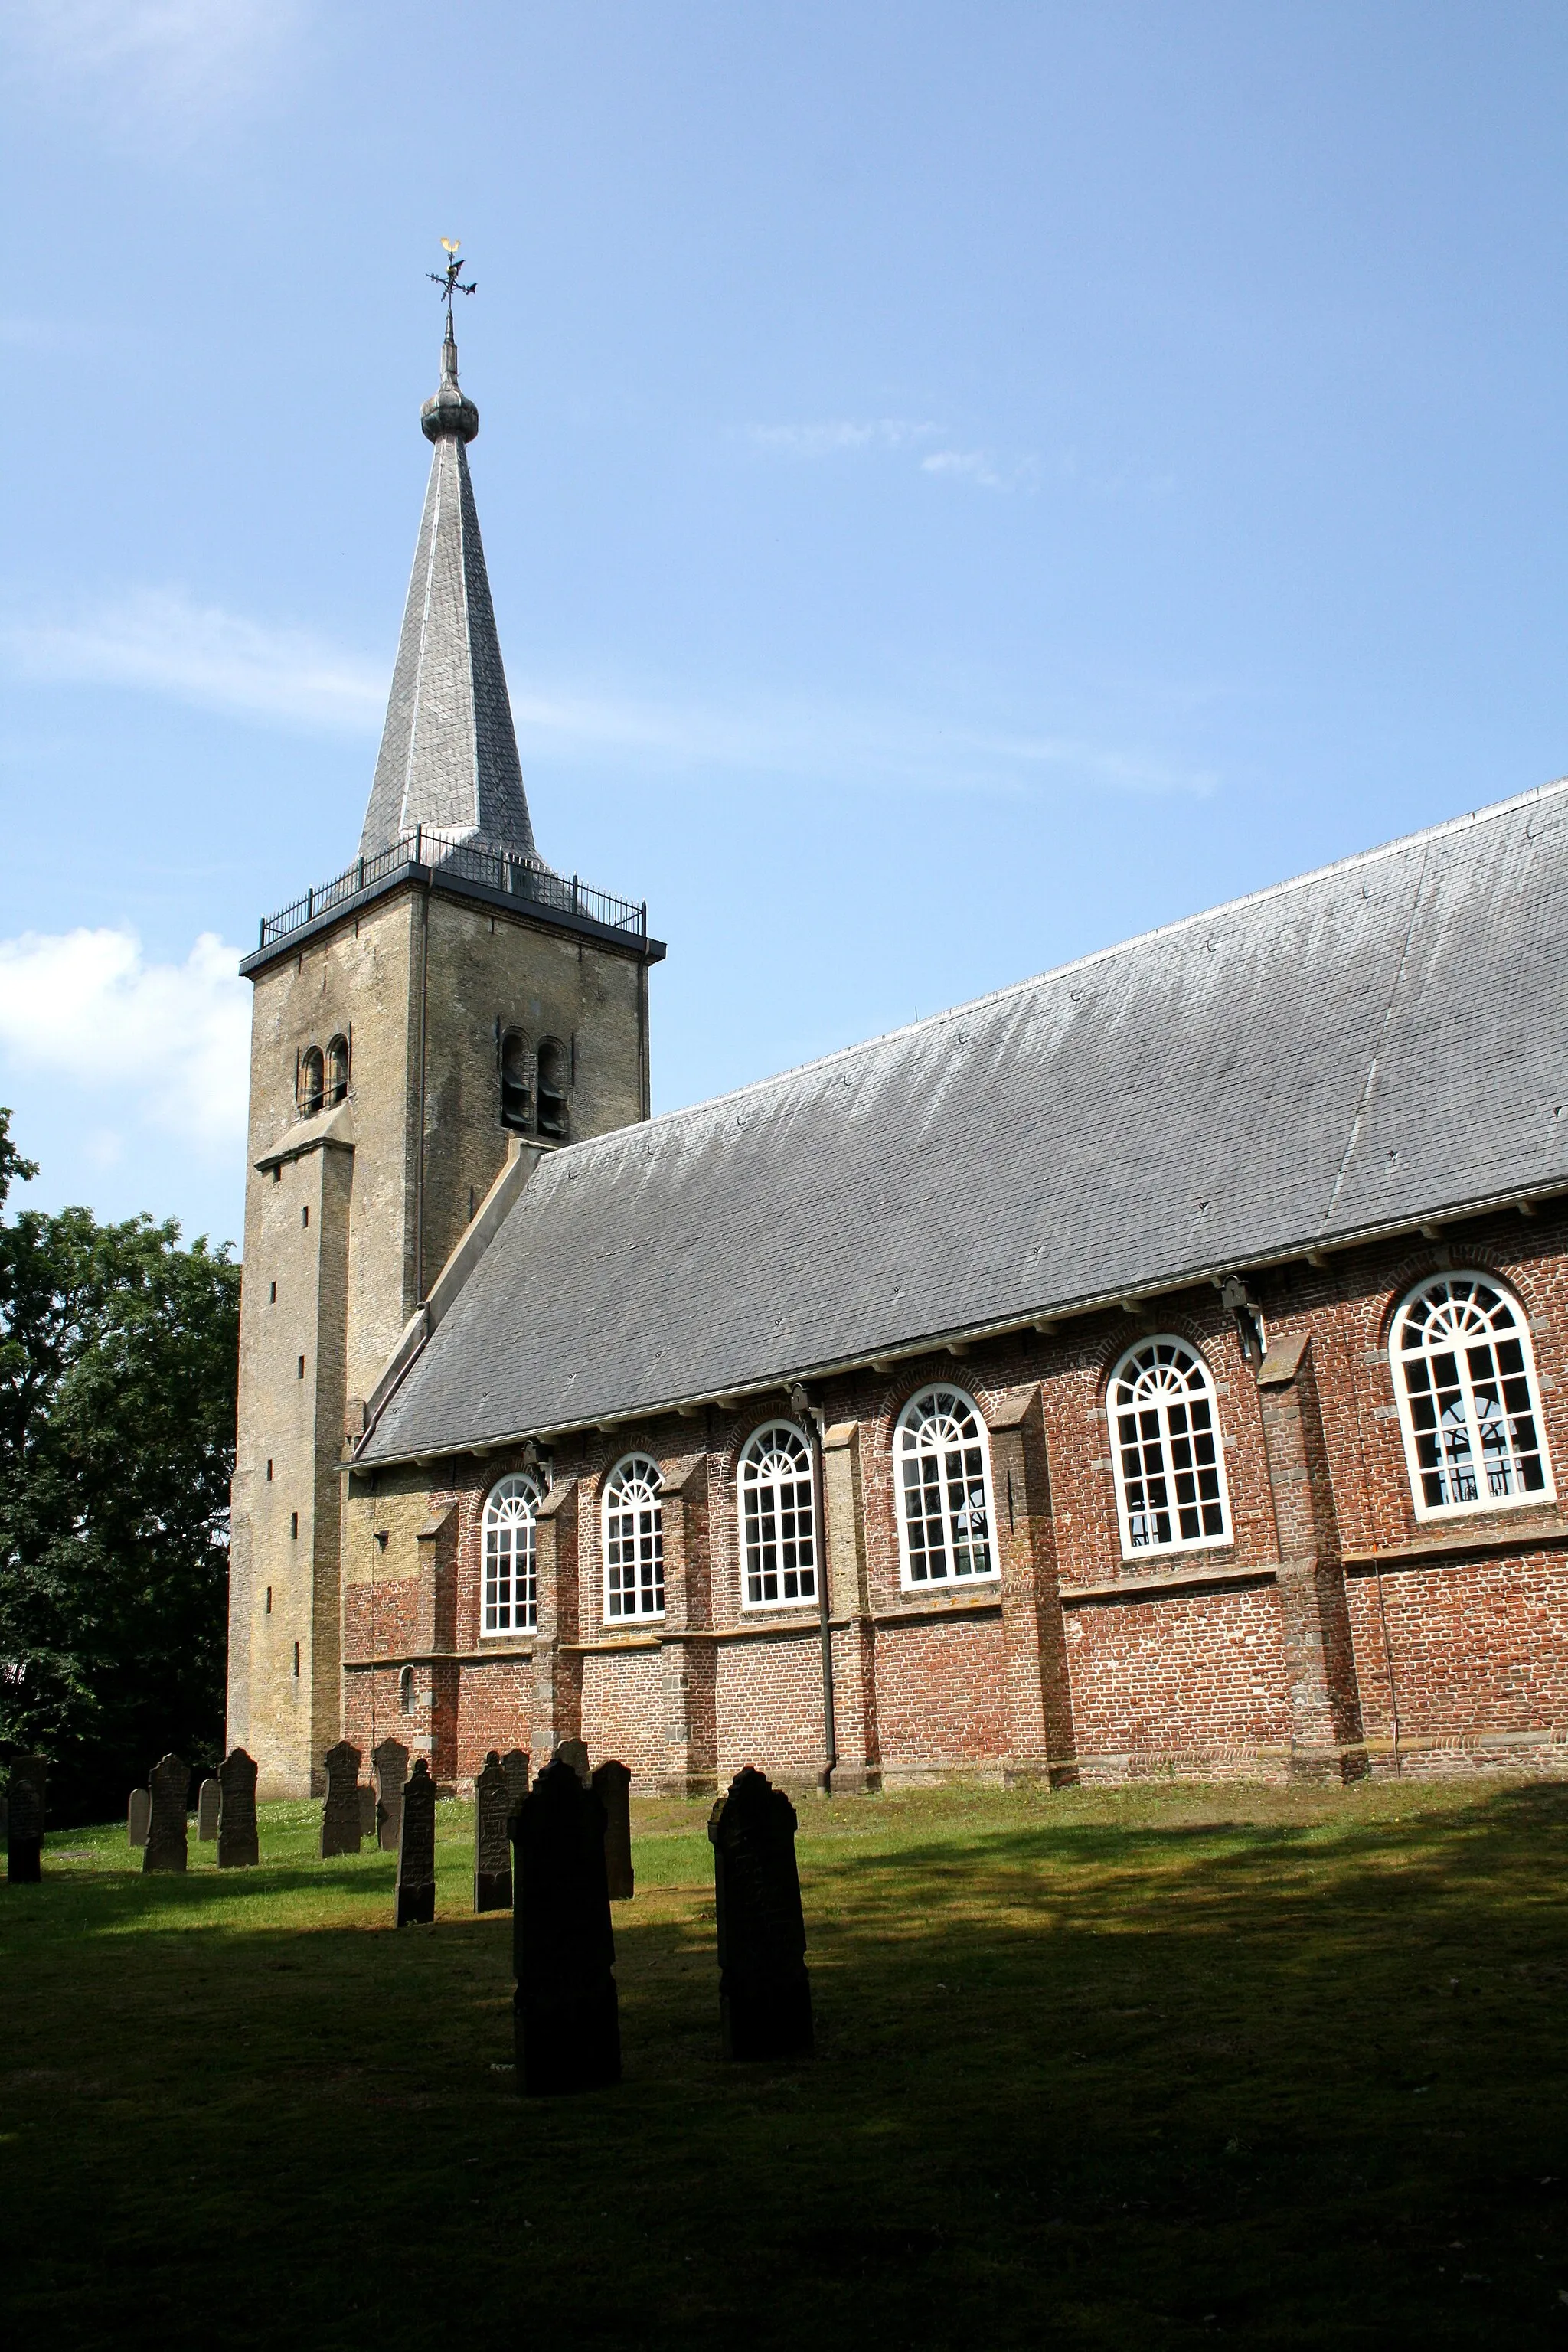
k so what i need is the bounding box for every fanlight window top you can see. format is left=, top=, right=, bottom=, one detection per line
left=1109, top=1336, right=1231, bottom=1557
left=482, top=1469, right=546, bottom=1637
left=739, top=1421, right=817, bottom=1609
left=894, top=1384, right=997, bottom=1588
left=603, top=1452, right=665, bottom=1621
left=1393, top=1274, right=1553, bottom=1519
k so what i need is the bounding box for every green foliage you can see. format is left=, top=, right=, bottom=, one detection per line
left=0, top=1108, right=240, bottom=1820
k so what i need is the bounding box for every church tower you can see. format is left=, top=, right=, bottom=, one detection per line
left=227, top=296, right=664, bottom=1798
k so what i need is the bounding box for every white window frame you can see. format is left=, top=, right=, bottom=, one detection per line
left=1108, top=1335, right=1233, bottom=1560
left=1391, top=1272, right=1555, bottom=1522
left=893, top=1384, right=1000, bottom=1591
left=738, top=1421, right=818, bottom=1610
left=603, top=1453, right=665, bottom=1622
left=481, top=1470, right=545, bottom=1637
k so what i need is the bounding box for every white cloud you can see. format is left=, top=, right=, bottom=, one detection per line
left=0, top=0, right=301, bottom=125
left=920, top=448, right=1041, bottom=495
left=2, top=589, right=387, bottom=735
left=0, top=927, right=249, bottom=1160
left=747, top=419, right=941, bottom=459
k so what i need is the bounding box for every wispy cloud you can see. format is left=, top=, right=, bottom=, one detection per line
left=2, top=589, right=387, bottom=735
left=748, top=416, right=1040, bottom=494
left=920, top=447, right=1042, bottom=495
left=1, top=0, right=303, bottom=136
left=0, top=926, right=249, bottom=1160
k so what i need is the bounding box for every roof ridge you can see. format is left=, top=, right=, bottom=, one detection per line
left=535, top=774, right=1568, bottom=1174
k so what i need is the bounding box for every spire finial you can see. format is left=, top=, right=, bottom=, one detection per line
left=420, top=241, right=479, bottom=444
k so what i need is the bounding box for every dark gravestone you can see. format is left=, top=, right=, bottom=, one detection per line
left=144, top=1754, right=191, bottom=1875
left=372, top=1737, right=409, bottom=1854
left=474, top=1751, right=512, bottom=1911
left=217, top=1749, right=260, bottom=1869
left=127, top=1788, right=151, bottom=1850
left=6, top=1755, right=46, bottom=1884
left=358, top=1785, right=377, bottom=1838
left=512, top=1757, right=620, bottom=2095
left=593, top=1759, right=635, bottom=1902
left=196, top=1778, right=220, bottom=1842
left=501, top=1749, right=530, bottom=1824
left=396, top=1756, right=437, bottom=1926
left=707, top=1767, right=813, bottom=2061
left=554, top=1737, right=590, bottom=1786
left=320, top=1740, right=363, bottom=1857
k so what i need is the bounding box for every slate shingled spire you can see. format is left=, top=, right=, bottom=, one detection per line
left=358, top=317, right=539, bottom=864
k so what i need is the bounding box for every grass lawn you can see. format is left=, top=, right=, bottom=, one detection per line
left=3, top=1775, right=1567, bottom=2349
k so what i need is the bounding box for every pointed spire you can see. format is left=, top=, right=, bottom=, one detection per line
left=358, top=296, right=538, bottom=867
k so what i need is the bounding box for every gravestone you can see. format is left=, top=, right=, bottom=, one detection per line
left=127, top=1788, right=151, bottom=1850
left=593, top=1759, right=635, bottom=1902
left=501, top=1749, right=531, bottom=1823
left=196, top=1778, right=220, bottom=1842
left=554, top=1737, right=590, bottom=1786
left=6, top=1754, right=46, bottom=1883
left=512, top=1756, right=620, bottom=2094
left=473, top=1751, right=512, bottom=1911
left=358, top=1785, right=377, bottom=1838
left=372, top=1737, right=410, bottom=1854
left=707, top=1766, right=813, bottom=2061
left=396, top=1756, right=437, bottom=1926
left=144, top=1753, right=191, bottom=1875
left=217, top=1748, right=260, bottom=1869
left=320, top=1740, right=363, bottom=1857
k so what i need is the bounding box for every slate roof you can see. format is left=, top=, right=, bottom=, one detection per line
left=358, top=325, right=539, bottom=866
left=359, top=779, right=1568, bottom=1463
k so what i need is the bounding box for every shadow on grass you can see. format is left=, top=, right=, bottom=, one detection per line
left=4, top=1779, right=1567, bottom=2350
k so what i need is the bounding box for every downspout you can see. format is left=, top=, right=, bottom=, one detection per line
left=790, top=1382, right=837, bottom=1795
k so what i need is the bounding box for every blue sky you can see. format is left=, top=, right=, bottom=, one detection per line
left=3, top=2, right=1567, bottom=1250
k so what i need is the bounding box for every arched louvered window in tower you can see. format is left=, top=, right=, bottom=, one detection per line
left=325, top=1034, right=349, bottom=1108
left=482, top=1471, right=546, bottom=1635
left=894, top=1386, right=998, bottom=1588
left=299, top=1045, right=324, bottom=1116
left=739, top=1423, right=817, bottom=1608
left=603, top=1454, right=665, bottom=1620
left=537, top=1037, right=569, bottom=1139
left=500, top=1029, right=532, bottom=1133
left=1109, top=1337, right=1232, bottom=1556
left=1393, top=1273, right=1553, bottom=1517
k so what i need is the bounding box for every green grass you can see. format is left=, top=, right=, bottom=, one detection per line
left=4, top=1776, right=1568, bottom=2348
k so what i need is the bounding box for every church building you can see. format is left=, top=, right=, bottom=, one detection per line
left=227, top=315, right=1568, bottom=1800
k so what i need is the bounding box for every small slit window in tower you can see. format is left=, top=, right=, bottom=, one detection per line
left=325, top=1034, right=349, bottom=1107
left=499, top=1028, right=532, bottom=1133
left=302, top=1204, right=309, bottom=1228
left=537, top=1037, right=569, bottom=1138
left=298, top=1354, right=305, bottom=1379
left=265, top=1586, right=272, bottom=1614
left=290, top=1511, right=299, bottom=1539
left=293, top=1642, right=300, bottom=1677
left=299, top=1046, right=324, bottom=1116
left=399, top=1666, right=415, bottom=1714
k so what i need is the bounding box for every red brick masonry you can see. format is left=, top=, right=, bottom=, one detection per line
left=341, top=1205, right=1568, bottom=1792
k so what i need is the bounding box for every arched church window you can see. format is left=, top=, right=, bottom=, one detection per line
left=1109, top=1337, right=1231, bottom=1556
left=603, top=1454, right=665, bottom=1620
left=500, top=1029, right=532, bottom=1134
left=398, top=1666, right=415, bottom=1714
left=482, top=1471, right=546, bottom=1635
left=739, top=1423, right=817, bottom=1608
left=537, top=1038, right=569, bottom=1138
left=299, top=1046, right=324, bottom=1116
left=894, top=1386, right=998, bottom=1588
left=325, top=1034, right=349, bottom=1108
left=1393, top=1272, right=1553, bottom=1517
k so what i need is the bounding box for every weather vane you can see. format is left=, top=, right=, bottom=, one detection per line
left=428, top=239, right=476, bottom=325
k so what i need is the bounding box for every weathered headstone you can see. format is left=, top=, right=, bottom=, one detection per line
left=372, top=1737, right=409, bottom=1854
left=127, top=1788, right=151, bottom=1850
left=144, top=1753, right=191, bottom=1875
left=512, top=1756, right=620, bottom=2094
left=593, top=1759, right=635, bottom=1902
left=396, top=1756, right=437, bottom=1926
left=358, top=1785, right=377, bottom=1838
left=707, top=1767, right=812, bottom=2061
left=217, top=1748, right=260, bottom=1869
left=501, top=1748, right=530, bottom=1822
left=196, top=1777, right=220, bottom=1841
left=554, top=1737, right=590, bottom=1786
left=320, top=1739, right=363, bottom=1857
left=473, top=1751, right=512, bottom=1911
left=6, top=1754, right=46, bottom=1883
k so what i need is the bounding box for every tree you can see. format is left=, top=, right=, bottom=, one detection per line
left=0, top=1109, right=240, bottom=1824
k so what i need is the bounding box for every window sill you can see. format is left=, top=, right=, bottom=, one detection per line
left=1342, top=1511, right=1568, bottom=1571
left=1060, top=1561, right=1272, bottom=1603
left=873, top=1592, right=1004, bottom=1627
